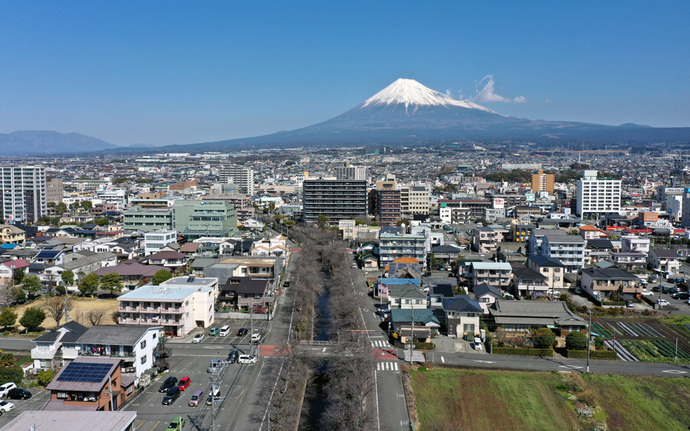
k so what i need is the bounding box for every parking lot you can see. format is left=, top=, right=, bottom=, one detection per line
left=0, top=388, right=50, bottom=426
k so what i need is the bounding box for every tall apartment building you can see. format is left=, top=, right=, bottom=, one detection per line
left=576, top=170, right=622, bottom=218
left=531, top=169, right=555, bottom=194
left=335, top=163, right=367, bottom=180
left=302, top=179, right=367, bottom=222
left=375, top=175, right=401, bottom=225
left=400, top=186, right=430, bottom=217
left=0, top=166, right=47, bottom=223
left=220, top=166, right=255, bottom=196
left=46, top=177, right=64, bottom=204
left=378, top=232, right=427, bottom=268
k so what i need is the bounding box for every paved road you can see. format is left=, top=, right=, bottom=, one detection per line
left=0, top=337, right=34, bottom=353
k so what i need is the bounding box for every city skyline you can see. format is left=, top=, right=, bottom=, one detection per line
left=1, top=2, right=689, bottom=147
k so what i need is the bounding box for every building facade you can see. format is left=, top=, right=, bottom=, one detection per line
left=220, top=165, right=255, bottom=196
left=0, top=166, right=47, bottom=223
left=400, top=186, right=430, bottom=218
left=531, top=169, right=555, bottom=194
left=302, top=179, right=368, bottom=222
left=576, top=170, right=622, bottom=218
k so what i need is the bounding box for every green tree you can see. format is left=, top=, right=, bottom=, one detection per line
left=0, top=365, right=23, bottom=386
left=61, top=270, right=75, bottom=287
left=0, top=308, right=18, bottom=329
left=13, top=268, right=25, bottom=284
left=152, top=270, right=172, bottom=286
left=80, top=200, right=93, bottom=211
left=79, top=273, right=100, bottom=296
left=37, top=369, right=54, bottom=387
left=317, top=214, right=328, bottom=229
left=19, top=306, right=46, bottom=332
left=95, top=217, right=110, bottom=226
left=22, top=275, right=42, bottom=297
left=533, top=328, right=556, bottom=349
left=0, top=352, right=15, bottom=367
left=565, top=331, right=589, bottom=351
left=100, top=272, right=122, bottom=294
left=11, top=287, right=26, bottom=303
left=55, top=202, right=68, bottom=214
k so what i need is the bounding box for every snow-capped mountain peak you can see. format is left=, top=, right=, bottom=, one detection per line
left=362, top=78, right=495, bottom=113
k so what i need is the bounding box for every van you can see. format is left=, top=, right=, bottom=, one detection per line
left=219, top=325, right=231, bottom=337
left=238, top=354, right=256, bottom=364
left=188, top=389, right=204, bottom=407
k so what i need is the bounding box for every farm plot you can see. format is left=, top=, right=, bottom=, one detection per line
left=595, top=318, right=690, bottom=363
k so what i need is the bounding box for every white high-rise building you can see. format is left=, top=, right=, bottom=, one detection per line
left=576, top=170, right=621, bottom=218
left=335, top=163, right=366, bottom=181
left=0, top=166, right=47, bottom=223
left=220, top=166, right=255, bottom=196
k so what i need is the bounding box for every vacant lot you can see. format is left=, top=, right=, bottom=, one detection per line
left=13, top=297, right=119, bottom=331
left=410, top=368, right=690, bottom=431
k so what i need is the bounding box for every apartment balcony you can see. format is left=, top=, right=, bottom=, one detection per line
left=119, top=305, right=141, bottom=312
left=31, top=346, right=57, bottom=360
left=160, top=307, right=182, bottom=314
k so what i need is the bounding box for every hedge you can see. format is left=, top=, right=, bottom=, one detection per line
left=602, top=301, right=625, bottom=306
left=414, top=342, right=435, bottom=350
left=492, top=347, right=553, bottom=357
left=566, top=350, right=617, bottom=360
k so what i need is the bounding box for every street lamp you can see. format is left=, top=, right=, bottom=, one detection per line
left=586, top=310, right=592, bottom=373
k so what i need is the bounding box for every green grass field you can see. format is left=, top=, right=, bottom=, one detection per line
left=409, top=368, right=690, bottom=431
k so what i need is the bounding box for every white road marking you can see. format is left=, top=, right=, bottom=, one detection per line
left=662, top=369, right=687, bottom=374
left=560, top=365, right=583, bottom=369
left=441, top=356, right=445, bottom=364
left=473, top=360, right=496, bottom=364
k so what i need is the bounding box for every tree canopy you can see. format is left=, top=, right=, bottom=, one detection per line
left=152, top=270, right=172, bottom=286
left=565, top=331, right=588, bottom=351
left=79, top=273, right=100, bottom=296
left=0, top=308, right=18, bottom=328
left=22, top=275, right=42, bottom=297
left=19, top=306, right=46, bottom=332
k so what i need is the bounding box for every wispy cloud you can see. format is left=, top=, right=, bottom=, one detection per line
left=473, top=75, right=526, bottom=103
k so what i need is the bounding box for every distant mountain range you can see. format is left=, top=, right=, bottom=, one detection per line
left=4, top=79, right=690, bottom=156
left=0, top=131, right=116, bottom=156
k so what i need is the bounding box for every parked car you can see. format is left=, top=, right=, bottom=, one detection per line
left=162, top=386, right=181, bottom=405
left=159, top=376, right=178, bottom=393
left=237, top=328, right=248, bottom=337
left=672, top=292, right=690, bottom=300
left=188, top=389, right=204, bottom=407
left=0, top=400, right=14, bottom=412
left=0, top=382, right=17, bottom=398
left=662, top=285, right=679, bottom=294
left=657, top=299, right=671, bottom=307
left=652, top=285, right=661, bottom=292
left=227, top=350, right=239, bottom=364
left=207, top=359, right=222, bottom=373
left=473, top=337, right=483, bottom=351
left=206, top=387, right=221, bottom=405
left=192, top=333, right=205, bottom=343
left=178, top=377, right=191, bottom=391
left=545, top=289, right=561, bottom=298
left=641, top=289, right=654, bottom=296
left=209, top=327, right=219, bottom=336
left=626, top=300, right=635, bottom=308
left=238, top=354, right=256, bottom=364
left=166, top=416, right=185, bottom=431
left=251, top=332, right=261, bottom=343
left=6, top=388, right=31, bottom=400
left=219, top=325, right=231, bottom=337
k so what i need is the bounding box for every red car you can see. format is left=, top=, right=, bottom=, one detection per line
left=178, top=377, right=191, bottom=391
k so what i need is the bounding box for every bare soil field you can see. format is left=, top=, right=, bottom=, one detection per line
left=13, top=296, right=119, bottom=331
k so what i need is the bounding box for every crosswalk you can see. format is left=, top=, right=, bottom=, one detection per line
left=376, top=361, right=399, bottom=371
left=371, top=340, right=390, bottom=348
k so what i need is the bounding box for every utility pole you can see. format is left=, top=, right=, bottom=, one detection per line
left=586, top=310, right=592, bottom=373
left=409, top=306, right=414, bottom=365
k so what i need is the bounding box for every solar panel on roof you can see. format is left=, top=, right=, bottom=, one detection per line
left=56, top=362, right=112, bottom=382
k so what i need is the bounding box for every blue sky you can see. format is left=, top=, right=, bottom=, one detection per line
left=1, top=1, right=688, bottom=146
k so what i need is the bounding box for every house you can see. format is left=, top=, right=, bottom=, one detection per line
left=610, top=252, right=647, bottom=271
left=427, top=284, right=456, bottom=309
left=31, top=321, right=89, bottom=370
left=242, top=218, right=265, bottom=230
left=467, top=262, right=512, bottom=289
left=33, top=248, right=65, bottom=265
left=388, top=283, right=427, bottom=310
left=511, top=266, right=549, bottom=298
left=376, top=277, right=421, bottom=302
left=431, top=244, right=464, bottom=265
left=0, top=259, right=30, bottom=286
left=527, top=255, right=565, bottom=289
left=580, top=267, right=642, bottom=301
left=378, top=233, right=427, bottom=269
left=472, top=226, right=502, bottom=253
left=488, top=300, right=587, bottom=332
left=250, top=235, right=287, bottom=257
left=621, top=234, right=650, bottom=255
left=215, top=256, right=283, bottom=279
left=647, top=248, right=683, bottom=274
left=143, top=230, right=177, bottom=256
left=118, top=276, right=218, bottom=337
left=442, top=296, right=482, bottom=338
left=389, top=308, right=440, bottom=343
left=579, top=225, right=607, bottom=240
left=472, top=282, right=502, bottom=314
left=219, top=277, right=273, bottom=311
left=387, top=258, right=421, bottom=278
left=0, top=224, right=26, bottom=245
left=361, top=253, right=379, bottom=270
left=45, top=357, right=135, bottom=411
left=93, top=259, right=170, bottom=282
left=45, top=250, right=118, bottom=284
left=585, top=238, right=615, bottom=265
left=143, top=251, right=188, bottom=271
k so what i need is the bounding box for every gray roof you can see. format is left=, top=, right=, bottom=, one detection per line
left=77, top=325, right=161, bottom=346
left=33, top=321, right=88, bottom=343
left=2, top=410, right=137, bottom=431
left=390, top=308, right=439, bottom=325
left=388, top=283, right=426, bottom=299
left=443, top=297, right=482, bottom=313
left=529, top=254, right=565, bottom=267
left=581, top=267, right=639, bottom=281
left=191, top=257, right=220, bottom=268
left=60, top=252, right=116, bottom=271
left=46, top=357, right=121, bottom=393
left=650, top=248, right=682, bottom=259
left=490, top=300, right=586, bottom=327
left=512, top=267, right=547, bottom=283
left=473, top=282, right=502, bottom=298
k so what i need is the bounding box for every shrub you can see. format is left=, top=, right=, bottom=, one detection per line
left=37, top=369, right=54, bottom=386
left=492, top=347, right=553, bottom=357
left=566, top=331, right=588, bottom=351
left=0, top=365, right=23, bottom=386
left=19, top=307, right=46, bottom=332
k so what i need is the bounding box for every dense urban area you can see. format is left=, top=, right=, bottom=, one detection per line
left=1, top=142, right=690, bottom=430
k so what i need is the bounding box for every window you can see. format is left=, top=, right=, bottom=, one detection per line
left=140, top=340, right=146, bottom=349
left=57, top=392, right=67, bottom=399
left=126, top=386, right=133, bottom=395
left=141, top=355, right=147, bottom=364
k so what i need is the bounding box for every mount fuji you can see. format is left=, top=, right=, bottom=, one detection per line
left=161, top=78, right=690, bottom=152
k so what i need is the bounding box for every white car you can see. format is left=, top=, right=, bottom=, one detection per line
left=641, top=289, right=654, bottom=296
left=251, top=333, right=261, bottom=343
left=545, top=289, right=561, bottom=298
left=192, top=333, right=205, bottom=343
left=238, top=354, right=256, bottom=364
left=0, top=383, right=16, bottom=398
left=658, top=299, right=670, bottom=306
left=0, top=400, right=15, bottom=412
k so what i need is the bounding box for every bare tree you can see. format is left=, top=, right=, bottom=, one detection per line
left=45, top=296, right=74, bottom=326
left=87, top=310, right=105, bottom=326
